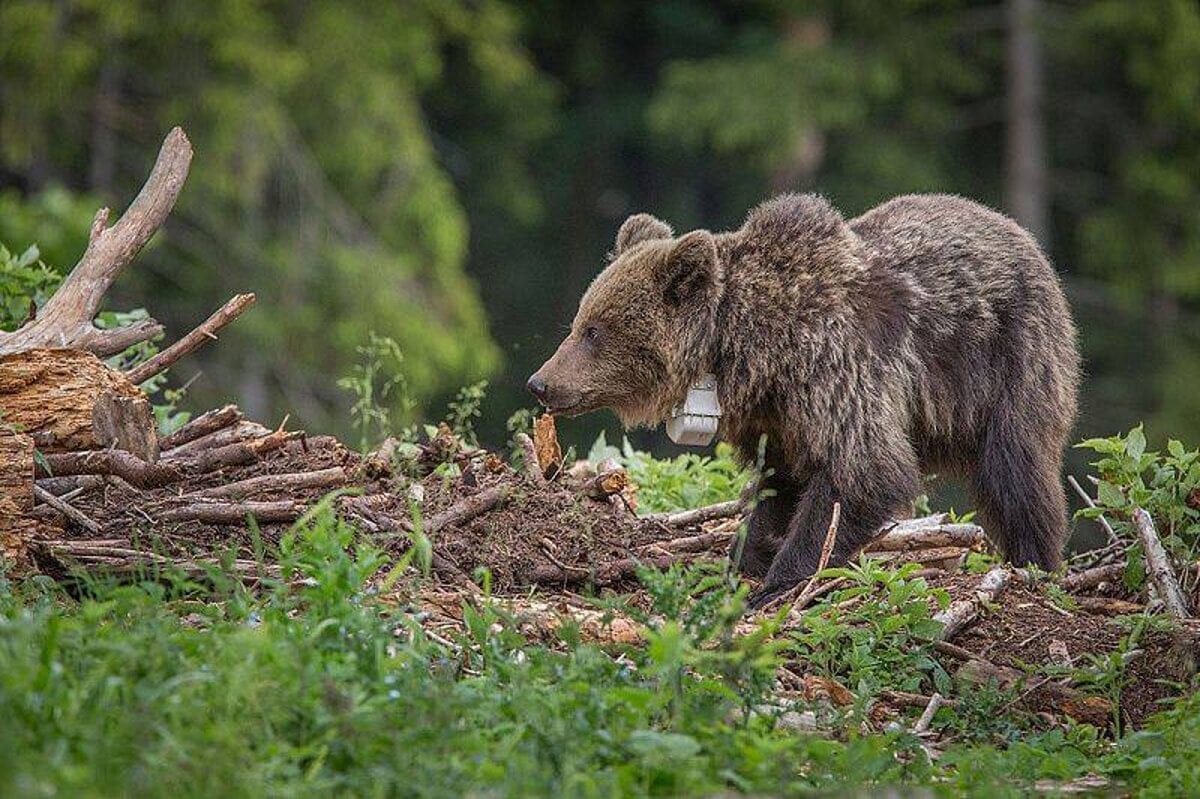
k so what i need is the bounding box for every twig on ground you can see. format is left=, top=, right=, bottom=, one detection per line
left=648, top=499, right=745, bottom=528
left=37, top=449, right=182, bottom=488
left=513, top=433, right=545, bottom=485
left=158, top=500, right=304, bottom=524
left=32, top=485, right=100, bottom=533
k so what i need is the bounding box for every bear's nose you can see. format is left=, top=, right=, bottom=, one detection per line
left=526, top=374, right=549, bottom=403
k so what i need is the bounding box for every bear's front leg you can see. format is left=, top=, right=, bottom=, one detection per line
left=746, top=464, right=915, bottom=609
left=731, top=470, right=801, bottom=579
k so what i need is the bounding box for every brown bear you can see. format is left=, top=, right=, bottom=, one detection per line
left=528, top=193, right=1080, bottom=608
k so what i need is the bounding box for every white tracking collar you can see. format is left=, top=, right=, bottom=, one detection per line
left=665, top=373, right=722, bottom=446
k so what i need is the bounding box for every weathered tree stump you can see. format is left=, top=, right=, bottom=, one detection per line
left=0, top=348, right=157, bottom=459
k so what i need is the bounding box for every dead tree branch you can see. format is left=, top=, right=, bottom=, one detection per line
left=126, top=293, right=256, bottom=385
left=0, top=128, right=192, bottom=356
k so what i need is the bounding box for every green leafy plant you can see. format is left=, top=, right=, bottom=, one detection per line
left=588, top=431, right=750, bottom=514
left=445, top=380, right=488, bottom=445
left=0, top=243, right=59, bottom=331
left=1076, top=425, right=1200, bottom=589
left=338, top=332, right=413, bottom=451
left=789, top=559, right=951, bottom=699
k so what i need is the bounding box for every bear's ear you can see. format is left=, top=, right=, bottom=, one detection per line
left=615, top=213, right=673, bottom=254
left=662, top=230, right=719, bottom=307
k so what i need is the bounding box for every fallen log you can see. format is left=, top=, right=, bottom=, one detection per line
left=0, top=349, right=155, bottom=455
left=867, top=522, right=984, bottom=552
left=178, top=429, right=300, bottom=474
left=1132, top=507, right=1191, bottom=619
left=1061, top=562, right=1126, bottom=593
left=163, top=421, right=272, bottom=459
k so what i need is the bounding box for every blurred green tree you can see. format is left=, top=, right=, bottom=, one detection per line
left=0, top=0, right=554, bottom=435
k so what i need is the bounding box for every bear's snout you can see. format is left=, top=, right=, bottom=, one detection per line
left=526, top=374, right=549, bottom=403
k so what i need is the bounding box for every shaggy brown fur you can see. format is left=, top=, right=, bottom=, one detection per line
left=529, top=193, right=1080, bottom=607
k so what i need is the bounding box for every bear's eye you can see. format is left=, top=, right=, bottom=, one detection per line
left=583, top=325, right=600, bottom=345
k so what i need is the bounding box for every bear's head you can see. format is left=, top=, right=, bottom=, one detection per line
left=527, top=213, right=723, bottom=427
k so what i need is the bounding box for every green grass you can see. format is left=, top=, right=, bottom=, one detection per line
left=2, top=499, right=1200, bottom=796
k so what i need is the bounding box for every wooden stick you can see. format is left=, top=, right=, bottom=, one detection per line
left=160, top=404, right=242, bottom=449
left=0, top=128, right=192, bottom=356
left=513, top=433, right=544, bottom=485
left=126, top=293, right=256, bottom=385
left=1132, top=507, right=1191, bottom=618
left=934, top=566, right=1011, bottom=640
left=32, top=485, right=100, bottom=533
left=158, top=500, right=304, bottom=524
left=1067, top=475, right=1121, bottom=545
left=912, top=692, right=944, bottom=734
left=185, top=467, right=347, bottom=499
left=648, top=499, right=744, bottom=528
left=879, top=689, right=959, bottom=710
left=638, top=529, right=736, bottom=555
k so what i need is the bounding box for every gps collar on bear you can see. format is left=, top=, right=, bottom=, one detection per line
left=665, top=373, right=722, bottom=446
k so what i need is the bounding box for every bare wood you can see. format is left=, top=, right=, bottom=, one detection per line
left=160, top=404, right=242, bottom=449
left=514, top=433, right=544, bottom=484
left=1061, top=562, right=1125, bottom=593
left=1132, top=507, right=1191, bottom=619
left=37, top=449, right=182, bottom=488
left=185, top=467, right=347, bottom=500
left=867, top=522, right=984, bottom=552
left=1067, top=474, right=1120, bottom=545
left=0, top=128, right=192, bottom=356
left=32, top=485, right=100, bottom=533
left=648, top=499, right=744, bottom=528
left=163, top=421, right=271, bottom=459
left=581, top=468, right=629, bottom=500
left=158, top=500, right=304, bottom=524
left=934, top=566, right=1012, bottom=640
left=0, top=429, right=35, bottom=512
left=912, top=692, right=944, bottom=734
left=92, top=392, right=158, bottom=461
left=425, top=485, right=512, bottom=534
left=532, top=414, right=562, bottom=479
left=0, top=349, right=152, bottom=452
left=126, top=293, right=256, bottom=385
left=869, top=546, right=969, bottom=569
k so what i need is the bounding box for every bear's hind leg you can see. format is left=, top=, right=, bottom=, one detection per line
left=971, top=409, right=1068, bottom=571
